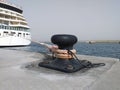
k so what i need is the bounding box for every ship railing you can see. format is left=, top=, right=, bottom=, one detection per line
left=0, top=25, right=30, bottom=32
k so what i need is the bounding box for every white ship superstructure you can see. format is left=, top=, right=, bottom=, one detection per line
left=0, top=0, right=31, bottom=46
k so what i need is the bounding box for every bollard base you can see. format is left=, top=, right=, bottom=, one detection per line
left=39, top=58, right=93, bottom=73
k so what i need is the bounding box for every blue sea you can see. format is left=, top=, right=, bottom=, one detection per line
left=5, top=42, right=120, bottom=59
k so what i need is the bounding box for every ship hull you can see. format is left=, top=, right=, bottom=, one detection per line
left=0, top=36, right=31, bottom=46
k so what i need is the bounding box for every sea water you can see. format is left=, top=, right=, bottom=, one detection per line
left=4, top=42, right=120, bottom=59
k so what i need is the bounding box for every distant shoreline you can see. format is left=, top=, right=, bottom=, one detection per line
left=79, top=40, right=120, bottom=43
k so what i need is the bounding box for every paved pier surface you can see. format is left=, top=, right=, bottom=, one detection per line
left=0, top=49, right=119, bottom=90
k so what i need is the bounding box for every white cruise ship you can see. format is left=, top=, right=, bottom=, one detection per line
left=0, top=0, right=31, bottom=46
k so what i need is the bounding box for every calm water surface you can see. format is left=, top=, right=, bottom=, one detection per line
left=4, top=42, right=120, bottom=59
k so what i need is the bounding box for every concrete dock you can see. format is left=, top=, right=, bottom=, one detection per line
left=0, top=48, right=119, bottom=90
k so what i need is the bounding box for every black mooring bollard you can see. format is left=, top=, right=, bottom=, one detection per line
left=51, top=34, right=77, bottom=49
left=39, top=34, right=105, bottom=73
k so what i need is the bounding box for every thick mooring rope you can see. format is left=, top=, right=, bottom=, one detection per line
left=52, top=49, right=76, bottom=59
left=67, top=50, right=105, bottom=68
left=32, top=40, right=105, bottom=68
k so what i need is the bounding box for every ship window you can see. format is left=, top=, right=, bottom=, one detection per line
left=11, top=32, right=15, bottom=36
left=5, top=11, right=8, bottom=13
left=4, top=31, right=8, bottom=33
left=18, top=33, right=21, bottom=37
left=7, top=26, right=9, bottom=29
left=2, top=25, right=4, bottom=29
left=14, top=27, right=16, bottom=30
left=16, top=27, right=18, bottom=30
left=5, top=15, right=9, bottom=19
left=4, top=21, right=9, bottom=25
left=18, top=27, right=19, bottom=30
left=10, top=27, right=12, bottom=30
left=3, top=31, right=8, bottom=36
left=23, top=33, right=25, bottom=37
left=5, top=26, right=7, bottom=29
left=11, top=32, right=15, bottom=34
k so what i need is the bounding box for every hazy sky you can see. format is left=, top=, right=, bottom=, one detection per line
left=10, top=0, right=120, bottom=41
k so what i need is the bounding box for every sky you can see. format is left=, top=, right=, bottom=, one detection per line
left=9, top=0, right=120, bottom=41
